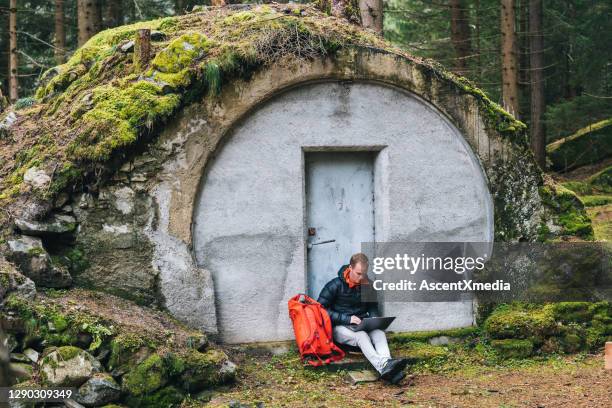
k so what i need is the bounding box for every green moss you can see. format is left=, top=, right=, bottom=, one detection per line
left=544, top=302, right=593, bottom=323
left=483, top=304, right=557, bottom=341
left=562, top=181, right=592, bottom=195
left=580, top=195, right=612, bottom=207
left=125, top=385, right=184, bottom=408
left=108, top=332, right=151, bottom=370
left=56, top=345, right=82, bottom=361
left=539, top=183, right=594, bottom=239
left=490, top=339, right=533, bottom=359
left=122, top=353, right=169, bottom=396
left=148, top=32, right=214, bottom=88
left=67, top=81, right=180, bottom=161
left=397, top=342, right=449, bottom=362
left=547, top=118, right=612, bottom=172
left=175, top=349, right=231, bottom=392
left=389, top=327, right=478, bottom=344
left=588, top=166, right=612, bottom=193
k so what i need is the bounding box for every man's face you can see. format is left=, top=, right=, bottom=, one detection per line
left=351, top=262, right=368, bottom=281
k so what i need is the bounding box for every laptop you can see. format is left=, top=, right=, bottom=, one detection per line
left=347, top=316, right=396, bottom=332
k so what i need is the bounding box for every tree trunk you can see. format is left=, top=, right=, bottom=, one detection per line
left=104, top=0, right=122, bottom=28
left=78, top=0, right=98, bottom=46
left=332, top=0, right=348, bottom=18
left=54, top=0, right=66, bottom=64
left=450, top=0, right=472, bottom=76
left=134, top=29, right=151, bottom=71
left=92, top=0, right=102, bottom=34
left=175, top=0, right=186, bottom=15
left=500, top=0, right=520, bottom=118
left=475, top=0, right=482, bottom=81
left=529, top=0, right=545, bottom=167
left=359, top=0, right=383, bottom=35
left=8, top=0, right=18, bottom=102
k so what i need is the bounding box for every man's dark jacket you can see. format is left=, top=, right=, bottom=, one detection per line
left=317, top=264, right=379, bottom=326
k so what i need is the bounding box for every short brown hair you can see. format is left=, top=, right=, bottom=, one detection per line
left=350, top=253, right=369, bottom=267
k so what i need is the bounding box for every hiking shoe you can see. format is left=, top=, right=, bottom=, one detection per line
left=380, top=358, right=408, bottom=381
left=390, top=370, right=406, bottom=385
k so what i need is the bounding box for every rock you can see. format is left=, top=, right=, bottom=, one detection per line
left=10, top=362, right=33, bottom=381
left=61, top=204, right=73, bottom=213
left=177, top=349, right=236, bottom=393
left=23, top=166, right=51, bottom=189
left=345, top=369, right=379, bottom=384
left=122, top=353, right=168, bottom=396
left=185, top=334, right=209, bottom=352
left=4, top=333, right=19, bottom=353
left=64, top=399, right=86, bottom=408
left=54, top=192, right=70, bottom=209
left=23, top=348, right=39, bottom=363
left=0, top=111, right=17, bottom=137
left=76, top=373, right=121, bottom=407
left=0, top=257, right=36, bottom=300
left=40, top=346, right=102, bottom=387
left=10, top=353, right=30, bottom=363
left=428, top=336, right=461, bottom=346
left=14, top=214, right=77, bottom=236
left=6, top=236, right=72, bottom=288
left=111, top=186, right=135, bottom=215
left=120, top=40, right=134, bottom=53
left=150, top=31, right=166, bottom=41
left=130, top=173, right=147, bottom=182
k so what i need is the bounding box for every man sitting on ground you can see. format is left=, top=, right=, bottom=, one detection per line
left=317, top=252, right=408, bottom=384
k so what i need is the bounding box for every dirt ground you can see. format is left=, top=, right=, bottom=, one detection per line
left=189, top=347, right=611, bottom=408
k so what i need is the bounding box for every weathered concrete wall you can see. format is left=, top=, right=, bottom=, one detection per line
left=192, top=81, right=492, bottom=342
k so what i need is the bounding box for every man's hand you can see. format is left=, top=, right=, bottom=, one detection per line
left=350, top=316, right=362, bottom=325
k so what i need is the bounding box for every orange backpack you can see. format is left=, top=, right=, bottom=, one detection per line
left=288, top=293, right=345, bottom=366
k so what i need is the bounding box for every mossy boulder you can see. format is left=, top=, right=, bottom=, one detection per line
left=40, top=346, right=102, bottom=387
left=176, top=349, right=236, bottom=393
left=121, top=353, right=169, bottom=397
left=547, top=118, right=612, bottom=172
left=483, top=305, right=557, bottom=341
left=76, top=373, right=122, bottom=407
left=490, top=339, right=534, bottom=359
left=544, top=302, right=593, bottom=323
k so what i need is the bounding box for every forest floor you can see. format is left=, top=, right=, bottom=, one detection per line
left=183, top=344, right=610, bottom=408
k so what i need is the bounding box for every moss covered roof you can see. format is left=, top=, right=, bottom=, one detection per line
left=0, top=3, right=525, bottom=230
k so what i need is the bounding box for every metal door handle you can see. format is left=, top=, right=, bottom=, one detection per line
left=307, top=239, right=336, bottom=249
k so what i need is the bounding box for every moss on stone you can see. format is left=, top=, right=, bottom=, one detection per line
left=539, top=182, right=594, bottom=239
left=56, top=345, right=82, bottom=361
left=544, top=302, right=593, bottom=323
left=483, top=304, right=557, bottom=341
left=397, top=341, right=449, bottom=362
left=122, top=353, right=168, bottom=396
left=490, top=339, right=533, bottom=359
left=175, top=348, right=231, bottom=392
left=389, top=327, right=478, bottom=344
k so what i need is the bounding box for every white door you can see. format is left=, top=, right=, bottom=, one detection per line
left=305, top=152, right=375, bottom=299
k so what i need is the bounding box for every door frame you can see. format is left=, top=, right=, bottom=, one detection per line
left=301, top=145, right=389, bottom=298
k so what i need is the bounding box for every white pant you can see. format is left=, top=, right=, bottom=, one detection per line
left=332, top=326, right=391, bottom=373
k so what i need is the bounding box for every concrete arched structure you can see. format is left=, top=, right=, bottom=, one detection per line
left=144, top=47, right=542, bottom=341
